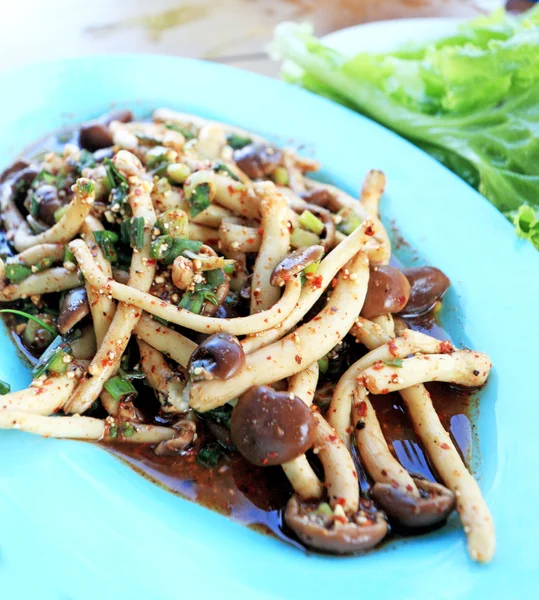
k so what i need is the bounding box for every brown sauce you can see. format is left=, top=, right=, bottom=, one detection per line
left=105, top=310, right=477, bottom=550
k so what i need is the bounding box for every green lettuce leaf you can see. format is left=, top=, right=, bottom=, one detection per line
left=272, top=7, right=539, bottom=248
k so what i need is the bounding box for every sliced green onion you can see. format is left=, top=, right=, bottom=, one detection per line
left=383, top=358, right=404, bottom=368
left=315, top=502, right=333, bottom=518
left=0, top=309, right=56, bottom=336
left=104, top=375, right=137, bottom=401
left=167, top=162, right=192, bottom=184
left=135, top=132, right=161, bottom=146
left=205, top=269, right=225, bottom=287
left=298, top=210, right=325, bottom=235
left=32, top=170, right=56, bottom=187
left=187, top=182, right=212, bottom=218
left=156, top=209, right=188, bottom=239
left=152, top=316, right=169, bottom=326
left=304, top=261, right=320, bottom=275
left=223, top=263, right=235, bottom=275
left=122, top=422, right=135, bottom=437
left=272, top=166, right=289, bottom=186
left=103, top=157, right=129, bottom=210
left=130, top=216, right=145, bottom=251
left=93, top=230, right=119, bottom=262
left=290, top=227, right=320, bottom=249
left=147, top=154, right=170, bottom=177
left=150, top=235, right=173, bottom=260
left=64, top=245, right=76, bottom=264
left=34, top=257, right=55, bottom=272
left=46, top=348, right=71, bottom=374
left=226, top=133, right=252, bottom=150
left=54, top=205, right=67, bottom=222
left=0, top=380, right=11, bottom=395
left=5, top=263, right=32, bottom=283
left=317, top=356, right=329, bottom=375
left=30, top=193, right=40, bottom=218
left=337, top=208, right=362, bottom=236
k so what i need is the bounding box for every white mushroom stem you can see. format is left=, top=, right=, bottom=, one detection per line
left=354, top=319, right=495, bottom=563
left=190, top=203, right=235, bottom=228
left=13, top=177, right=95, bottom=251
left=138, top=339, right=188, bottom=413
left=400, top=384, right=495, bottom=563
left=242, top=219, right=379, bottom=354
left=0, top=411, right=106, bottom=439
left=362, top=350, right=491, bottom=395
left=134, top=314, right=196, bottom=368
left=313, top=412, right=359, bottom=514
left=328, top=328, right=451, bottom=445
left=359, top=169, right=386, bottom=219
left=250, top=182, right=290, bottom=313
left=371, top=313, right=395, bottom=335
left=65, top=156, right=156, bottom=414
left=81, top=215, right=116, bottom=346
left=196, top=122, right=227, bottom=159
left=283, top=363, right=323, bottom=500
left=352, top=386, right=419, bottom=496
left=0, top=373, right=80, bottom=415
left=190, top=251, right=369, bottom=411
left=70, top=239, right=302, bottom=336
left=12, top=243, right=65, bottom=266
left=219, top=221, right=261, bottom=253
left=188, top=223, right=219, bottom=246
left=0, top=267, right=81, bottom=301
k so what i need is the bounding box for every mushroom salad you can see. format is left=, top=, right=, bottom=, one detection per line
left=0, top=109, right=494, bottom=562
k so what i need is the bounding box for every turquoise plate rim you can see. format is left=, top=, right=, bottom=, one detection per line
left=0, top=54, right=537, bottom=600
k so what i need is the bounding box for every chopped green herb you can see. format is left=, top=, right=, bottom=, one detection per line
left=197, top=442, right=223, bottom=468
left=34, top=257, right=55, bottom=272
left=383, top=358, right=404, bottom=368
left=76, top=149, right=97, bottom=174
left=212, top=162, right=241, bottom=182
left=32, top=170, right=56, bottom=187
left=5, top=263, right=32, bottom=283
left=103, top=157, right=129, bottom=211
left=32, top=338, right=71, bottom=378
left=304, top=261, right=320, bottom=275
left=109, top=424, right=118, bottom=439
left=93, top=230, right=119, bottom=262
left=104, top=375, right=137, bottom=401
left=147, top=154, right=170, bottom=177
left=205, top=268, right=225, bottom=288
left=46, top=348, right=71, bottom=374
left=223, top=263, right=235, bottom=275
left=165, top=122, right=195, bottom=140
left=135, top=132, right=161, bottom=146
left=226, top=133, right=252, bottom=150
left=0, top=309, right=57, bottom=336
left=29, top=193, right=41, bottom=218
left=0, top=380, right=11, bottom=395
left=130, top=216, right=145, bottom=251
left=187, top=182, right=212, bottom=218
left=298, top=210, right=325, bottom=235
left=196, top=404, right=233, bottom=429
left=150, top=234, right=173, bottom=261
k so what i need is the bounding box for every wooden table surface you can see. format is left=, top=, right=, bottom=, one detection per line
left=0, top=0, right=524, bottom=76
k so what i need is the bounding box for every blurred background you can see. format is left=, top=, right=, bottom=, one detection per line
left=0, top=0, right=532, bottom=76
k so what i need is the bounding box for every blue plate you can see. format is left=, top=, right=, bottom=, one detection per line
left=0, top=55, right=537, bottom=600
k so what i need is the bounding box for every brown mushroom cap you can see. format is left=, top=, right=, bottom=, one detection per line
left=33, top=184, right=64, bottom=226
left=230, top=386, right=316, bottom=466
left=371, top=477, right=456, bottom=529
left=79, top=109, right=134, bottom=152
left=400, top=267, right=450, bottom=317
left=188, top=332, right=245, bottom=381
left=233, top=142, right=283, bottom=179
left=0, top=160, right=30, bottom=183
left=285, top=495, right=388, bottom=554
left=270, top=245, right=324, bottom=287
left=57, top=287, right=90, bottom=335
left=361, top=265, right=411, bottom=319
left=300, top=188, right=337, bottom=210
